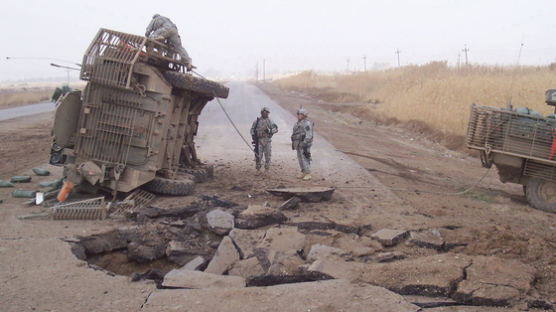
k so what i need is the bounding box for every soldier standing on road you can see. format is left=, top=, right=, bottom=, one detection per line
left=251, top=107, right=278, bottom=175
left=291, top=108, right=313, bottom=180
left=145, top=14, right=193, bottom=71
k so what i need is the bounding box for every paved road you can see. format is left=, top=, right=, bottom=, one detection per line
left=197, top=82, right=408, bottom=225
left=0, top=101, right=54, bottom=122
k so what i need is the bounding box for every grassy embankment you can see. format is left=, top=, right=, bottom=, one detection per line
left=274, top=62, right=556, bottom=150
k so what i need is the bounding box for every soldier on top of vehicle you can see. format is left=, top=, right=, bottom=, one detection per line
left=145, top=14, right=193, bottom=71
left=250, top=107, right=278, bottom=175
left=291, top=108, right=313, bottom=180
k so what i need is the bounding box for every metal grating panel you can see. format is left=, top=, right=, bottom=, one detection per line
left=80, top=28, right=187, bottom=89
left=524, top=160, right=556, bottom=180
left=51, top=197, right=106, bottom=220
left=75, top=86, right=138, bottom=166
left=466, top=104, right=556, bottom=164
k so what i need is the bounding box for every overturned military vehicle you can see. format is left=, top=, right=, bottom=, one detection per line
left=50, top=28, right=229, bottom=196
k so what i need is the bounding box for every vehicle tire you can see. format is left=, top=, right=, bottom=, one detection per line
left=143, top=174, right=195, bottom=196
left=524, top=178, right=556, bottom=213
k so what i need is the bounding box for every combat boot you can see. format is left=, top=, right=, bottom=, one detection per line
left=302, top=174, right=312, bottom=181
left=264, top=168, right=270, bottom=176
left=296, top=172, right=305, bottom=179
left=255, top=169, right=262, bottom=176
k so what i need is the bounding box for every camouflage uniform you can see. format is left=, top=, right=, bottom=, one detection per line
left=250, top=111, right=278, bottom=170
left=145, top=14, right=192, bottom=68
left=291, top=113, right=313, bottom=174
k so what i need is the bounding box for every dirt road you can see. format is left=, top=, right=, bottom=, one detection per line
left=0, top=82, right=555, bottom=311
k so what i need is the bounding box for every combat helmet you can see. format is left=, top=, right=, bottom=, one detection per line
left=261, top=107, right=270, bottom=113
left=297, top=107, right=308, bottom=116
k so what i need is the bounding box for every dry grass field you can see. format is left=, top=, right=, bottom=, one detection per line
left=274, top=62, right=556, bottom=140
left=0, top=87, right=54, bottom=109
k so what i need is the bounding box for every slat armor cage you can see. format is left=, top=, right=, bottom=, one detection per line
left=466, top=104, right=556, bottom=180
left=80, top=28, right=187, bottom=89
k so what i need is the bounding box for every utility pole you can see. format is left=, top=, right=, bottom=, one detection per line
left=262, top=58, right=266, bottom=82
left=255, top=62, right=259, bottom=81
left=346, top=58, right=350, bottom=72
left=395, top=49, right=401, bottom=67
left=362, top=55, right=367, bottom=72
left=462, top=44, right=469, bottom=65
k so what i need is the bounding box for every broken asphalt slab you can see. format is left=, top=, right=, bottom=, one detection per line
left=162, top=269, right=245, bottom=289
left=143, top=279, right=420, bottom=312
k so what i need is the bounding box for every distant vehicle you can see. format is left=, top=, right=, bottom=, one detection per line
left=466, top=90, right=556, bottom=213
left=50, top=28, right=229, bottom=196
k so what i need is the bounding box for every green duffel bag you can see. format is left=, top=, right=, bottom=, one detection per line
left=32, top=168, right=50, bottom=176
left=12, top=190, right=37, bottom=198
left=0, top=180, right=14, bottom=187
left=39, top=179, right=63, bottom=188
left=10, top=176, right=32, bottom=183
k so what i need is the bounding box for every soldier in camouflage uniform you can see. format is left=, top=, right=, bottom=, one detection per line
left=250, top=107, right=278, bottom=175
left=145, top=14, right=193, bottom=71
left=291, top=108, right=313, bottom=180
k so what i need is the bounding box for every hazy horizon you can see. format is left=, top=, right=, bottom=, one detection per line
left=2, top=0, right=555, bottom=82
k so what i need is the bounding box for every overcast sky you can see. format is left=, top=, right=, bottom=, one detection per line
left=1, top=0, right=555, bottom=81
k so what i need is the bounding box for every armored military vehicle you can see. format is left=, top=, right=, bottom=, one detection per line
left=466, top=90, right=556, bottom=213
left=50, top=28, right=228, bottom=196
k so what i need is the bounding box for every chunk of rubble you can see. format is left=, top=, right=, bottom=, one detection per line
left=204, top=236, right=240, bottom=274
left=453, top=256, right=535, bottom=307
left=278, top=196, right=301, bottom=210
left=307, top=259, right=364, bottom=280
left=361, top=254, right=472, bottom=297
left=228, top=257, right=266, bottom=279
left=235, top=205, right=287, bottom=229
left=256, top=227, right=306, bottom=254
left=371, top=229, right=409, bottom=247
left=162, top=269, right=245, bottom=289
left=307, top=244, right=349, bottom=262
left=409, top=230, right=444, bottom=251
left=266, top=187, right=335, bottom=202
left=127, top=242, right=165, bottom=263
left=403, top=295, right=458, bottom=308
left=182, top=256, right=205, bottom=271
left=267, top=250, right=305, bottom=276
left=143, top=279, right=420, bottom=312
left=165, top=241, right=202, bottom=266
left=228, top=228, right=265, bottom=259
left=374, top=251, right=405, bottom=263
left=206, top=208, right=234, bottom=235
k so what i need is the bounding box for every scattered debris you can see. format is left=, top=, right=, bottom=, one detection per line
left=278, top=196, right=301, bottom=210
left=267, top=187, right=335, bottom=202
left=206, top=209, right=234, bottom=235
left=371, top=229, right=409, bottom=247
left=292, top=221, right=362, bottom=235
left=10, top=175, right=32, bottom=183
left=127, top=242, right=166, bottom=263
left=51, top=196, right=107, bottom=220
left=32, top=168, right=50, bottom=176
left=162, top=269, right=245, bottom=289
left=112, top=189, right=156, bottom=216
